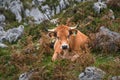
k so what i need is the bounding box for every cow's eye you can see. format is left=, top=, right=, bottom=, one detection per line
left=57, top=37, right=60, bottom=39
left=67, top=35, right=70, bottom=38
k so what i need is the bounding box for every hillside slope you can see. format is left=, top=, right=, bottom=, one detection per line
left=0, top=0, right=120, bottom=80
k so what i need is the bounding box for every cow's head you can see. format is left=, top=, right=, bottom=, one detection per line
left=48, top=24, right=79, bottom=50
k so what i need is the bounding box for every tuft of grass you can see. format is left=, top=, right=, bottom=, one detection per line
left=94, top=54, right=114, bottom=67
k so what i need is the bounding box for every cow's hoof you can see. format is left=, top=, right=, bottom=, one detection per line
left=52, top=57, right=56, bottom=61
left=71, top=57, right=76, bottom=62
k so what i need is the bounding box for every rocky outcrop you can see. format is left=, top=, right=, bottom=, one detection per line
left=0, top=0, right=23, bottom=23
left=6, top=25, right=24, bottom=43
left=25, top=7, right=47, bottom=24
left=108, top=9, right=115, bottom=19
left=19, top=70, right=33, bottom=80
left=0, top=42, right=8, bottom=48
left=0, top=0, right=94, bottom=47
left=0, top=14, right=5, bottom=23
left=0, top=13, right=24, bottom=44
left=79, top=67, right=106, bottom=80
left=90, top=26, right=120, bottom=52
left=0, top=0, right=92, bottom=24
left=107, top=0, right=120, bottom=8
left=110, top=76, right=120, bottom=80
left=9, top=0, right=23, bottom=23
left=0, top=14, right=6, bottom=27
left=93, top=1, right=107, bottom=14
left=0, top=26, right=6, bottom=42
left=0, top=25, right=24, bottom=48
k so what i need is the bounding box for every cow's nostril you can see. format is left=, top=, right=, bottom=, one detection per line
left=62, top=45, right=68, bottom=49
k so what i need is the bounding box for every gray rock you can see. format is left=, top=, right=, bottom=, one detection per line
left=108, top=9, right=115, bottom=19
left=111, top=76, right=120, bottom=80
left=50, top=18, right=59, bottom=24
left=19, top=0, right=94, bottom=24
left=25, top=9, right=30, bottom=17
left=0, top=26, right=6, bottom=42
left=56, top=5, right=61, bottom=14
left=1, top=0, right=95, bottom=24
left=106, top=0, right=120, bottom=8
left=98, top=0, right=102, bottom=2
left=99, top=26, right=120, bottom=40
left=75, top=0, right=82, bottom=2
left=9, top=0, right=23, bottom=23
left=0, top=33, right=6, bottom=42
left=0, top=25, right=24, bottom=47
left=19, top=72, right=29, bottom=80
left=26, top=7, right=48, bottom=24
left=79, top=67, right=106, bottom=80
left=41, top=5, right=51, bottom=19
left=0, top=0, right=9, bottom=9
left=91, top=26, right=120, bottom=52
left=6, top=25, right=24, bottom=43
left=19, top=70, right=34, bottom=80
left=93, top=2, right=107, bottom=14
left=0, top=14, right=5, bottom=22
left=0, top=43, right=8, bottom=48
left=32, top=0, right=45, bottom=6
left=0, top=14, right=6, bottom=27
left=59, top=0, right=67, bottom=10
left=0, top=26, right=4, bottom=31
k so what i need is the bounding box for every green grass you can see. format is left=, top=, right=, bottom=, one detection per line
left=94, top=54, right=114, bottom=67
left=0, top=0, right=120, bottom=80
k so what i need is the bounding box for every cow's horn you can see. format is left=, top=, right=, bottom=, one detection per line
left=47, top=28, right=55, bottom=32
left=70, top=23, right=80, bottom=29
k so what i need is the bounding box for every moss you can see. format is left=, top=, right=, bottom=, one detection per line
left=21, top=0, right=32, bottom=9
left=42, top=0, right=59, bottom=6
left=3, top=10, right=16, bottom=23
left=0, top=49, right=11, bottom=56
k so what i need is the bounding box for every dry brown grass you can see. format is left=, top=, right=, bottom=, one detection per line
left=38, top=32, right=53, bottom=54
left=107, top=0, right=120, bottom=8
left=1, top=1, right=120, bottom=80
left=23, top=35, right=35, bottom=54
left=8, top=36, right=94, bottom=80
left=10, top=53, right=38, bottom=71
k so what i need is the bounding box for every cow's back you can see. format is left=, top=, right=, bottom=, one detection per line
left=69, top=30, right=89, bottom=51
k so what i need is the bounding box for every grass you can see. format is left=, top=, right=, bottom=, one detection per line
left=0, top=0, right=120, bottom=80
left=93, top=53, right=115, bottom=67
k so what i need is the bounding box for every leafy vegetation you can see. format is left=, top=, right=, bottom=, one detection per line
left=0, top=1, right=120, bottom=80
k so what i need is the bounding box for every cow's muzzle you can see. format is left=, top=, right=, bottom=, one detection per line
left=61, top=44, right=69, bottom=50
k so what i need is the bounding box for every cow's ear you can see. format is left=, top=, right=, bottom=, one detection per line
left=48, top=32, right=57, bottom=38
left=69, top=29, right=78, bottom=36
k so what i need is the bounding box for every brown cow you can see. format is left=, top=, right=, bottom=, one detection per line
left=48, top=24, right=89, bottom=61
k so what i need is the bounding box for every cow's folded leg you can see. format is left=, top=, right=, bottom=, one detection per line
left=61, top=50, right=71, bottom=59
left=52, top=53, right=58, bottom=61
left=71, top=54, right=80, bottom=61
left=52, top=48, right=62, bottom=61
